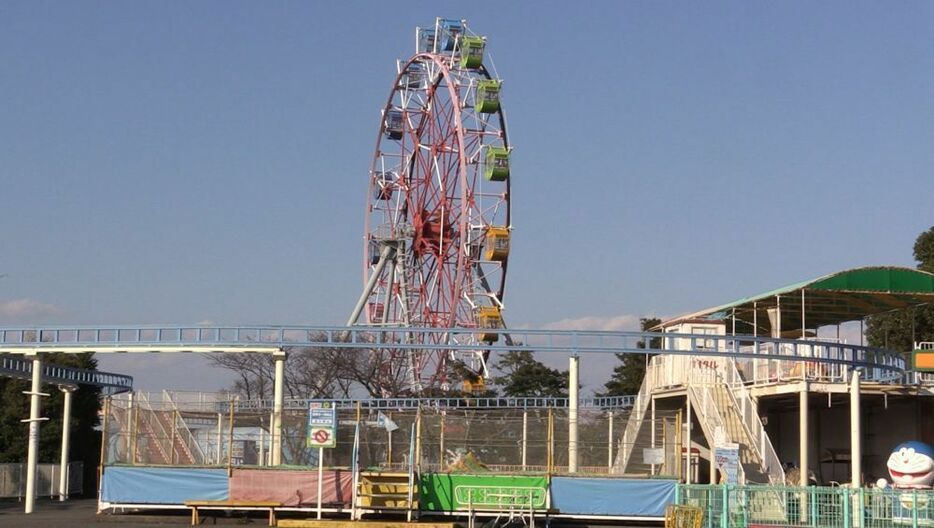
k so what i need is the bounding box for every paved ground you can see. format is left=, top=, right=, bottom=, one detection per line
left=0, top=499, right=661, bottom=527
left=0, top=498, right=253, bottom=527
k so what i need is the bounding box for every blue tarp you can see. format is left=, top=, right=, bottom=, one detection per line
left=101, top=467, right=229, bottom=504
left=550, top=477, right=676, bottom=517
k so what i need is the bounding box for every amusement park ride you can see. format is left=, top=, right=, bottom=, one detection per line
left=4, top=17, right=934, bottom=525
left=347, top=19, right=512, bottom=394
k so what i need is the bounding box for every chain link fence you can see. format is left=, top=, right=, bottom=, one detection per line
left=103, top=392, right=681, bottom=477
left=0, top=462, right=83, bottom=499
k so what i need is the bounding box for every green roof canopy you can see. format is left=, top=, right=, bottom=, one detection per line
left=657, top=266, right=934, bottom=335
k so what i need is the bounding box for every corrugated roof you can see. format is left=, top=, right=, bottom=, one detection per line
left=656, top=266, right=934, bottom=333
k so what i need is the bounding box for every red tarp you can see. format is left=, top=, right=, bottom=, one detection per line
left=229, top=469, right=353, bottom=507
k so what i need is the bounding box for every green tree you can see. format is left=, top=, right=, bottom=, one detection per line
left=492, top=350, right=568, bottom=397
left=0, top=352, right=101, bottom=494
left=601, top=317, right=662, bottom=396
left=866, top=226, right=934, bottom=352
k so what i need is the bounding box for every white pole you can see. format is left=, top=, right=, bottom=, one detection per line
left=59, top=386, right=75, bottom=501
left=24, top=352, right=46, bottom=514
left=607, top=411, right=614, bottom=470
left=685, top=399, right=692, bottom=484
left=800, top=387, right=809, bottom=486
left=521, top=410, right=528, bottom=470
left=317, top=447, right=324, bottom=519
left=568, top=355, right=579, bottom=473
left=850, top=370, right=861, bottom=487
left=272, top=350, right=286, bottom=466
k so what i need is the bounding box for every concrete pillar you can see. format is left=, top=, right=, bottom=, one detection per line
left=568, top=355, right=579, bottom=473
left=24, top=352, right=47, bottom=514
left=272, top=350, right=286, bottom=465
left=800, top=386, right=809, bottom=486
left=59, top=386, right=76, bottom=501
left=850, top=370, right=861, bottom=486
left=521, top=410, right=527, bottom=470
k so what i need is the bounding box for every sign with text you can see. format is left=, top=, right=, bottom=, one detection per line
left=306, top=402, right=337, bottom=448
left=714, top=442, right=740, bottom=485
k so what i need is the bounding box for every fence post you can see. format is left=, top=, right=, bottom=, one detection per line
left=809, top=486, right=817, bottom=527
left=721, top=485, right=729, bottom=528
left=842, top=487, right=850, bottom=528
left=913, top=490, right=919, bottom=528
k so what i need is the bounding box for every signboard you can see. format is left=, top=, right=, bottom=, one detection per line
left=642, top=447, right=665, bottom=465
left=419, top=474, right=548, bottom=511
left=714, top=442, right=740, bottom=485
left=912, top=349, right=934, bottom=372
left=307, top=402, right=337, bottom=448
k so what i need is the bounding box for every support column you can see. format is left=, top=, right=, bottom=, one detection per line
left=607, top=411, right=614, bottom=470
left=568, top=355, right=579, bottom=473
left=850, top=370, right=861, bottom=487
left=272, top=350, right=286, bottom=466
left=59, top=386, right=76, bottom=501
left=800, top=386, right=809, bottom=486
left=685, top=398, right=692, bottom=484
left=24, top=352, right=47, bottom=514
left=521, top=409, right=528, bottom=470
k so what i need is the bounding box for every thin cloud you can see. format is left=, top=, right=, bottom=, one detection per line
left=542, top=314, right=643, bottom=332
left=0, top=298, right=63, bottom=318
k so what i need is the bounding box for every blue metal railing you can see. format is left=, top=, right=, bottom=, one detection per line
left=215, top=395, right=636, bottom=412
left=0, top=354, right=132, bottom=394
left=0, top=325, right=907, bottom=373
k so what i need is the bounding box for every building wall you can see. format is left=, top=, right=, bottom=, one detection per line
left=764, top=395, right=930, bottom=485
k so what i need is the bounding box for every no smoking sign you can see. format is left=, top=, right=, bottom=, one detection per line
left=307, top=402, right=337, bottom=448
left=308, top=426, right=335, bottom=447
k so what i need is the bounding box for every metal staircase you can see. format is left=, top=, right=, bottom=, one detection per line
left=615, top=355, right=785, bottom=485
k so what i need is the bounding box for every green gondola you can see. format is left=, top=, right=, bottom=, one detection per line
left=459, top=36, right=485, bottom=69
left=475, top=79, right=502, bottom=113
left=484, top=146, right=509, bottom=181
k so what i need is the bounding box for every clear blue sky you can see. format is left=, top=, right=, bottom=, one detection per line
left=2, top=2, right=932, bottom=391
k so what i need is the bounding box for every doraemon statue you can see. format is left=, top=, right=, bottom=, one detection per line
left=887, top=441, right=934, bottom=489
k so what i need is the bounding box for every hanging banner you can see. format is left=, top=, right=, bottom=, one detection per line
left=307, top=402, right=337, bottom=448
left=377, top=411, right=399, bottom=432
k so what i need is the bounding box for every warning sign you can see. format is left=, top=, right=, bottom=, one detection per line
left=307, top=402, right=337, bottom=448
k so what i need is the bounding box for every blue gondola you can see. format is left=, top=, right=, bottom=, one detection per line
left=439, top=19, right=463, bottom=51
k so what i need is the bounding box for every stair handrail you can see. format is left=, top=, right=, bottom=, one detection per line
left=162, top=390, right=205, bottom=465
left=135, top=391, right=172, bottom=464
left=685, top=377, right=748, bottom=485
left=615, top=355, right=659, bottom=472
left=721, top=358, right=785, bottom=484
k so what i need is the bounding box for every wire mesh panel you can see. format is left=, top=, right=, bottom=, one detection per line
left=102, top=392, right=689, bottom=477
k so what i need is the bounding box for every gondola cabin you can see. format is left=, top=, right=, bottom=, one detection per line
left=485, top=227, right=510, bottom=261
left=418, top=29, right=436, bottom=53
left=476, top=306, right=503, bottom=342
left=484, top=146, right=510, bottom=181
left=475, top=80, right=502, bottom=114
left=459, top=36, right=486, bottom=69
left=439, top=19, right=463, bottom=51
left=384, top=110, right=404, bottom=140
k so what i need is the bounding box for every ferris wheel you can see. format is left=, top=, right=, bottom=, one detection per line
left=347, top=18, right=512, bottom=394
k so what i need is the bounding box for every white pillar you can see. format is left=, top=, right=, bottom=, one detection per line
left=685, top=398, right=692, bottom=484
left=259, top=422, right=266, bottom=467
left=607, top=411, right=614, bottom=470
left=272, top=350, right=286, bottom=466
left=799, top=386, right=809, bottom=486
left=521, top=410, right=528, bottom=470
left=850, top=370, right=861, bottom=487
left=59, top=386, right=76, bottom=501
left=24, top=352, right=46, bottom=514
left=568, top=355, right=579, bottom=473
